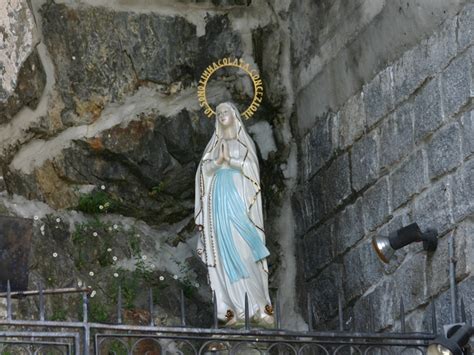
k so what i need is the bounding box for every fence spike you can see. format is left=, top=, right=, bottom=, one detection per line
left=307, top=293, right=313, bottom=332
left=431, top=300, right=437, bottom=334
left=400, top=297, right=406, bottom=333
left=338, top=292, right=344, bottom=331
left=244, top=292, right=250, bottom=330
left=6, top=280, right=11, bottom=321
left=38, top=281, right=45, bottom=321
left=180, top=289, right=186, bottom=326
left=149, top=288, right=154, bottom=326
left=213, top=291, right=218, bottom=329
left=448, top=236, right=458, bottom=323
left=82, top=291, right=88, bottom=323
left=275, top=293, right=281, bottom=329
left=460, top=297, right=466, bottom=323
left=368, top=300, right=375, bottom=332
left=117, top=285, right=122, bottom=324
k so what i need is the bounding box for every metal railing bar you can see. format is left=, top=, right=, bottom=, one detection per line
left=0, top=286, right=91, bottom=298
left=0, top=319, right=437, bottom=339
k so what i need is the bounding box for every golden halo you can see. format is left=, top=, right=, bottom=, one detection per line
left=197, top=57, right=264, bottom=120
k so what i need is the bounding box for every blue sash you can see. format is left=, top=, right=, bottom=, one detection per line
left=212, top=168, right=269, bottom=283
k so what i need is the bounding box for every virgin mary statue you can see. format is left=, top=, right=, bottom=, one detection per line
left=194, top=102, right=274, bottom=327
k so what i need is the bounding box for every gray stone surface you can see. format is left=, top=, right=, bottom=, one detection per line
left=337, top=93, right=366, bottom=150
left=460, top=110, right=474, bottom=158
left=343, top=239, right=384, bottom=303
left=362, top=177, right=390, bottom=232
left=413, top=78, right=444, bottom=144
left=303, top=219, right=334, bottom=280
left=392, top=17, right=457, bottom=105
left=352, top=279, right=397, bottom=332
left=0, top=0, right=37, bottom=104
left=5, top=109, right=214, bottom=224
left=426, top=122, right=462, bottom=180
left=351, top=130, right=379, bottom=192
left=458, top=3, right=474, bottom=51
left=441, top=51, right=472, bottom=118
left=292, top=173, right=326, bottom=237
left=392, top=252, right=428, bottom=312
left=413, top=178, right=452, bottom=235
left=363, top=68, right=394, bottom=128
left=307, top=263, right=343, bottom=323
left=41, top=3, right=242, bottom=126
left=301, top=113, right=337, bottom=181
left=426, top=223, right=473, bottom=298
left=380, top=104, right=414, bottom=170
left=0, top=50, right=46, bottom=124
left=451, top=158, right=474, bottom=223
left=390, top=150, right=426, bottom=210
left=334, top=198, right=364, bottom=256
left=324, top=152, right=351, bottom=213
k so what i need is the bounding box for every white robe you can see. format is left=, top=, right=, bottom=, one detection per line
left=194, top=106, right=271, bottom=322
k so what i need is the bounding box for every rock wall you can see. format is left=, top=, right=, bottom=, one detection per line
left=293, top=1, right=473, bottom=332
left=0, top=0, right=305, bottom=327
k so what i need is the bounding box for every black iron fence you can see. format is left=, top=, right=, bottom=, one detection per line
left=0, top=280, right=445, bottom=355
left=1, top=235, right=472, bottom=354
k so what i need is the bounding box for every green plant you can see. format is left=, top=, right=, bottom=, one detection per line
left=50, top=307, right=67, bottom=321
left=88, top=298, right=109, bottom=323
left=76, top=191, right=118, bottom=214
left=71, top=218, right=116, bottom=270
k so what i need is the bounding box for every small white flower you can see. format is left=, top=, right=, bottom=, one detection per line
left=56, top=218, right=61, bottom=223
left=112, top=256, right=117, bottom=261
left=33, top=215, right=39, bottom=221
left=135, top=234, right=140, bottom=238
left=52, top=252, right=58, bottom=258
left=100, top=185, right=106, bottom=190
left=141, top=255, right=147, bottom=260
left=107, top=248, right=112, bottom=252
left=194, top=283, right=200, bottom=288
left=99, top=205, right=104, bottom=210
left=159, top=276, right=165, bottom=281
left=89, top=271, right=94, bottom=277
left=92, top=232, right=98, bottom=237
left=77, top=280, right=83, bottom=287
left=91, top=290, right=96, bottom=298
left=150, top=264, right=155, bottom=268
left=72, top=55, right=76, bottom=60
left=173, top=275, right=178, bottom=280
left=113, top=273, right=119, bottom=278
left=113, top=224, right=118, bottom=230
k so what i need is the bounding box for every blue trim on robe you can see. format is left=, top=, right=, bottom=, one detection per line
left=212, top=168, right=270, bottom=283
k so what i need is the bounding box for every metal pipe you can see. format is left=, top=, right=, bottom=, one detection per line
left=275, top=293, right=281, bottom=330
left=7, top=280, right=11, bottom=321
left=180, top=289, right=186, bottom=326
left=338, top=293, right=343, bottom=331
left=448, top=236, right=458, bottom=323
left=117, top=285, right=122, bottom=324
left=0, top=286, right=91, bottom=298
left=149, top=288, right=154, bottom=326
left=213, top=291, right=218, bottom=329
left=244, top=293, right=250, bottom=330
left=39, top=282, right=45, bottom=321
left=307, top=293, right=313, bottom=332
left=400, top=297, right=406, bottom=333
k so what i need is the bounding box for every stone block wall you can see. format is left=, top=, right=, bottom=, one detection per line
left=293, top=3, right=473, bottom=332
